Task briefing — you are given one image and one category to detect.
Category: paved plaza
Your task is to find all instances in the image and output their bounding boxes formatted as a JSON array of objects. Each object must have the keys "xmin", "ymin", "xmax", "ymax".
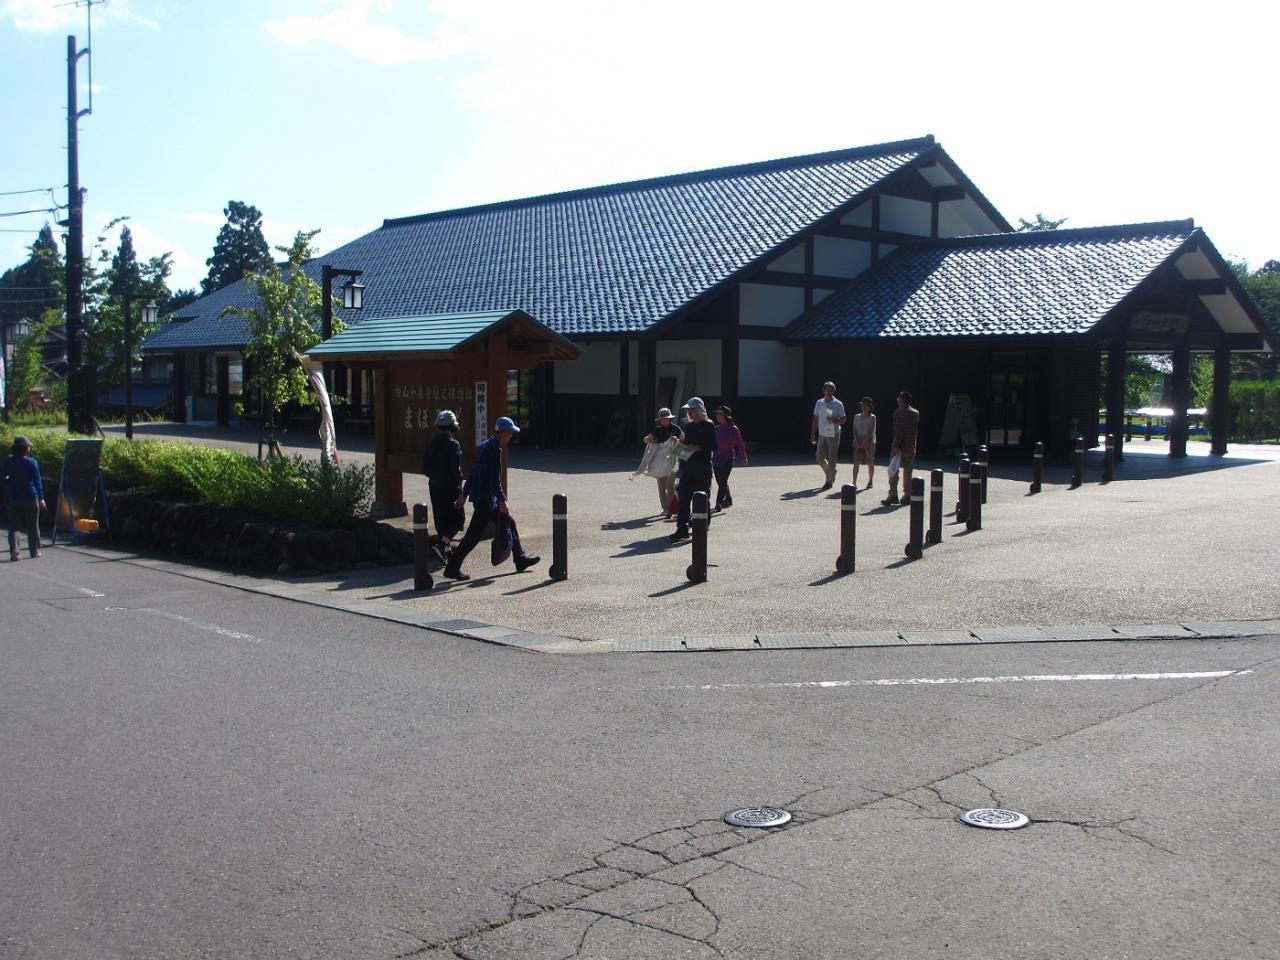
[{"xmin": 98, "ymin": 424, "xmax": 1280, "ymax": 647}]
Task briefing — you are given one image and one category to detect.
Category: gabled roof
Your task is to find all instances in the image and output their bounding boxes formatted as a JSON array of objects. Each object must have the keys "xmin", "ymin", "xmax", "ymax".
[
  {"xmin": 145, "ymin": 136, "xmax": 941, "ymax": 350},
  {"xmin": 785, "ymin": 221, "xmax": 1199, "ymax": 340},
  {"xmin": 305, "ymin": 310, "xmax": 580, "ymax": 361}
]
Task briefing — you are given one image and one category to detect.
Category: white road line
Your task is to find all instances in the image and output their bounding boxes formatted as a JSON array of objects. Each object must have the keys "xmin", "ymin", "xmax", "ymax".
[
  {"xmin": 17, "ymin": 570, "xmax": 105, "ymax": 598},
  {"xmin": 691, "ymin": 670, "xmax": 1253, "ymax": 692},
  {"xmin": 104, "ymin": 607, "xmax": 262, "ymax": 644}
]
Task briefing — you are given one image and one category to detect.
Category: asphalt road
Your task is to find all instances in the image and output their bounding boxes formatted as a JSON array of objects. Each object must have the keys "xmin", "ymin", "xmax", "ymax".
[{"xmin": 3, "ymin": 549, "xmax": 1278, "ymax": 959}]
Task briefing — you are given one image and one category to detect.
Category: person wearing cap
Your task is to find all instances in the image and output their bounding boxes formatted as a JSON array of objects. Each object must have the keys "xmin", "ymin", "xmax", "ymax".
[
  {"xmin": 2, "ymin": 435, "xmax": 46, "ymax": 560},
  {"xmin": 671, "ymin": 397, "xmax": 716, "ymax": 541},
  {"xmin": 850, "ymin": 397, "xmax": 877, "ymax": 490},
  {"xmin": 810, "ymin": 381, "xmax": 846, "ymax": 490},
  {"xmin": 884, "ymin": 390, "xmax": 921, "ymax": 507},
  {"xmin": 642, "ymin": 407, "xmax": 683, "ymax": 517},
  {"xmin": 422, "ymin": 409, "xmax": 465, "ymax": 563},
  {"xmin": 711, "ymin": 405, "xmax": 748, "ymax": 510},
  {"xmin": 443, "ymin": 416, "xmax": 539, "ymax": 580}
]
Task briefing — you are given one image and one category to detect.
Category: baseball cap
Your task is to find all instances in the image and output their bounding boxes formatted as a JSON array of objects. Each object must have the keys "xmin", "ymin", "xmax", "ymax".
[
  {"xmin": 495, "ymin": 416, "xmax": 520, "ymax": 434},
  {"xmin": 681, "ymin": 397, "xmax": 706, "ymax": 412}
]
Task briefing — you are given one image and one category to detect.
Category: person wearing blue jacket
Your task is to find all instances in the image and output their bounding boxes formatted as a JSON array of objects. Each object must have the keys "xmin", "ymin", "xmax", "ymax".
[
  {"xmin": 442, "ymin": 417, "xmax": 539, "ymax": 581},
  {"xmin": 2, "ymin": 435, "xmax": 46, "ymax": 560}
]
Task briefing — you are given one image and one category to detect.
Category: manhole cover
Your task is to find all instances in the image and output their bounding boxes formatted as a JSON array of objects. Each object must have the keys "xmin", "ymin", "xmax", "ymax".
[
  {"xmin": 959, "ymin": 808, "xmax": 1030, "ymax": 830},
  {"xmin": 724, "ymin": 806, "xmax": 792, "ymax": 828}
]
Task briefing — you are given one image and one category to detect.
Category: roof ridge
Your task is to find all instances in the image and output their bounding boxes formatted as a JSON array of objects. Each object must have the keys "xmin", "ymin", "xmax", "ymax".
[
  {"xmin": 382, "ymin": 136, "xmax": 936, "ymax": 228},
  {"xmin": 939, "ymin": 219, "xmax": 1196, "ymax": 248}
]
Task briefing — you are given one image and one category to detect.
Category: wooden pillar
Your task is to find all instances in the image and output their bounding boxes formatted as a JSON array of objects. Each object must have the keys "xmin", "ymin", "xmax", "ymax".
[
  {"xmin": 1211, "ymin": 345, "xmax": 1231, "ymax": 456},
  {"xmin": 372, "ymin": 366, "xmax": 403, "ymax": 515},
  {"xmin": 1105, "ymin": 323, "xmax": 1128, "ymax": 462},
  {"xmin": 639, "ymin": 338, "xmax": 656, "ymax": 421},
  {"xmin": 1169, "ymin": 340, "xmax": 1190, "ymax": 459},
  {"xmin": 216, "ymin": 356, "xmax": 230, "ymax": 426},
  {"xmin": 1048, "ymin": 348, "xmax": 1069, "ymax": 462},
  {"xmin": 487, "ymin": 333, "xmax": 508, "ymax": 493},
  {"xmin": 172, "ymin": 353, "xmax": 187, "ymax": 423},
  {"xmin": 721, "ymin": 334, "xmax": 739, "ymax": 405}
]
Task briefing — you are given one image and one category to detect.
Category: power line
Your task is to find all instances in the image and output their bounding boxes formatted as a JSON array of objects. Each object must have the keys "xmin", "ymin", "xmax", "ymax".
[
  {"xmin": 0, "ymin": 208, "xmax": 61, "ymax": 218},
  {"xmin": 0, "ymin": 187, "xmax": 63, "ymax": 198}
]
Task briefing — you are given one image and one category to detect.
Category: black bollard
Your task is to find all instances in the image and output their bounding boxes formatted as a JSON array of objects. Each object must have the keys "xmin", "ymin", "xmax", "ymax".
[
  {"xmin": 978, "ymin": 444, "xmax": 989, "ymax": 504},
  {"xmin": 686, "ymin": 490, "xmax": 709, "ymax": 583},
  {"xmin": 926, "ymin": 468, "xmax": 943, "ymax": 544},
  {"xmin": 956, "ymin": 456, "xmax": 970, "ymax": 523},
  {"xmin": 1145, "ymin": 417, "xmax": 1153, "ymax": 441},
  {"xmin": 836, "ymin": 483, "xmax": 857, "ymax": 574},
  {"xmin": 1103, "ymin": 434, "xmax": 1115, "ymax": 483},
  {"xmin": 967, "ymin": 461, "xmax": 983, "ymax": 531},
  {"xmin": 1070, "ymin": 436, "xmax": 1084, "ymax": 489},
  {"xmin": 1124, "ymin": 415, "xmax": 1133, "ymax": 443},
  {"xmin": 549, "ymin": 492, "xmax": 568, "ymax": 581},
  {"xmin": 412, "ymin": 502, "xmax": 433, "ymax": 591},
  {"xmin": 905, "ymin": 476, "xmax": 925, "ymax": 559},
  {"xmin": 1030, "ymin": 441, "xmax": 1044, "ymax": 494}
]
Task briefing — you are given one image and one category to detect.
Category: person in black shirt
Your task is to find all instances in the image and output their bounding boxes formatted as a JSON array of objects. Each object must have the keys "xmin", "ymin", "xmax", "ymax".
[
  {"xmin": 671, "ymin": 397, "xmax": 716, "ymax": 541},
  {"xmin": 422, "ymin": 410, "xmax": 465, "ymax": 563}
]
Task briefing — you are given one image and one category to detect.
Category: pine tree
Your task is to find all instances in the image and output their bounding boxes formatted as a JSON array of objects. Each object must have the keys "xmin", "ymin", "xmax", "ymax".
[
  {"xmin": 202, "ymin": 200, "xmax": 271, "ymax": 295},
  {"xmin": 108, "ymin": 225, "xmax": 141, "ymax": 300}
]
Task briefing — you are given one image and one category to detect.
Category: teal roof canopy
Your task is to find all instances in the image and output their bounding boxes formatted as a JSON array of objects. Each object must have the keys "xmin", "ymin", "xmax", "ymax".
[{"xmin": 305, "ymin": 309, "xmax": 580, "ymax": 360}]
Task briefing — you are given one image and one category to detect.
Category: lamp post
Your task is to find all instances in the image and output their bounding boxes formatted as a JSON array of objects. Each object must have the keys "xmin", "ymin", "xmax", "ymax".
[
  {"xmin": 320, "ymin": 264, "xmax": 364, "ymax": 409},
  {"xmin": 123, "ymin": 298, "xmax": 157, "ymax": 440}
]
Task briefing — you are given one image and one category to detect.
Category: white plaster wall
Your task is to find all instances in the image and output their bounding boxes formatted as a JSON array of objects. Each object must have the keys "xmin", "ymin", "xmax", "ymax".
[
  {"xmin": 937, "ymin": 197, "xmax": 999, "ymax": 238},
  {"xmin": 767, "ymin": 243, "xmax": 806, "ymax": 273},
  {"xmin": 880, "ymin": 195, "xmax": 932, "ymax": 236},
  {"xmin": 840, "ymin": 201, "xmax": 872, "ymax": 227},
  {"xmin": 554, "ymin": 341, "xmax": 621, "ymax": 394},
  {"xmin": 739, "ymin": 340, "xmax": 805, "ymax": 397},
  {"xmin": 657, "ymin": 339, "xmax": 722, "ymax": 396},
  {"xmin": 739, "ymin": 282, "xmax": 806, "ymax": 327},
  {"xmin": 813, "ymin": 236, "xmax": 872, "ymax": 278}
]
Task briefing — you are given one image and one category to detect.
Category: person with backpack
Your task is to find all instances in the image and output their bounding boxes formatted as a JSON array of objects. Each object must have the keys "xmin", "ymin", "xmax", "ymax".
[{"xmin": 442, "ymin": 417, "xmax": 539, "ymax": 581}]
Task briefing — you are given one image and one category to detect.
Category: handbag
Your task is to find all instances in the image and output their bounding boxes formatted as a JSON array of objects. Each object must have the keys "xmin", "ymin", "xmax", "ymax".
[{"xmin": 491, "ymin": 513, "xmax": 514, "ymax": 566}]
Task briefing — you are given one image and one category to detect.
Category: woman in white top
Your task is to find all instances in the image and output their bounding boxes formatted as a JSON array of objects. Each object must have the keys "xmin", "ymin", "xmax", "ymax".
[{"xmin": 850, "ymin": 396, "xmax": 877, "ymax": 490}]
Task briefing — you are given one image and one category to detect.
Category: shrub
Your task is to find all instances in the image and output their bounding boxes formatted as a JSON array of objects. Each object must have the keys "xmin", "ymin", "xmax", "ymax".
[
  {"xmin": 1230, "ymin": 380, "xmax": 1280, "ymax": 442},
  {"xmin": 0, "ymin": 426, "xmax": 373, "ymax": 526}
]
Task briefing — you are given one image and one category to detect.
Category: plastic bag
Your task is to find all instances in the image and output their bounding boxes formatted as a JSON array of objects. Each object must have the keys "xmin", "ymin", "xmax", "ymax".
[
  {"xmin": 887, "ymin": 453, "xmax": 901, "ymax": 479},
  {"xmin": 647, "ymin": 439, "xmax": 677, "ymax": 478},
  {"xmin": 491, "ymin": 514, "xmax": 514, "ymax": 566}
]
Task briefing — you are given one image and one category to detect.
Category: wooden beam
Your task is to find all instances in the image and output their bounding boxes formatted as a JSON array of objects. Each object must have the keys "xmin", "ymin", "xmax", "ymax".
[
  {"xmin": 1185, "ymin": 278, "xmax": 1228, "ymax": 296},
  {"xmin": 819, "ymin": 223, "xmax": 931, "ymax": 246},
  {"xmin": 930, "ymin": 185, "xmax": 967, "ymax": 203},
  {"xmin": 751, "ymin": 270, "xmax": 859, "ymax": 289}
]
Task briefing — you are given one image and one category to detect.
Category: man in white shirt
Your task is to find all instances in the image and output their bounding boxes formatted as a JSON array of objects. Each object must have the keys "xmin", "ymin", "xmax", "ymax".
[{"xmin": 809, "ymin": 381, "xmax": 846, "ymax": 490}]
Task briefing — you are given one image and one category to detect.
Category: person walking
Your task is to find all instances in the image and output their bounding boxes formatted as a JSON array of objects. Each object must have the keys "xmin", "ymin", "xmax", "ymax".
[
  {"xmin": 421, "ymin": 410, "xmax": 465, "ymax": 563},
  {"xmin": 850, "ymin": 397, "xmax": 877, "ymax": 490},
  {"xmin": 641, "ymin": 407, "xmax": 682, "ymax": 518},
  {"xmin": 2, "ymin": 435, "xmax": 45, "ymax": 561},
  {"xmin": 712, "ymin": 405, "xmax": 748, "ymax": 509},
  {"xmin": 670, "ymin": 397, "xmax": 715, "ymax": 541},
  {"xmin": 442, "ymin": 416, "xmax": 540, "ymax": 580},
  {"xmin": 883, "ymin": 390, "xmax": 920, "ymax": 506},
  {"xmin": 810, "ymin": 381, "xmax": 846, "ymax": 490}
]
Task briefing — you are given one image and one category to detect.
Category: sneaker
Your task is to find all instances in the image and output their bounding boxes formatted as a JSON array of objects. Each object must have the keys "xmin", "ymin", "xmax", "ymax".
[
  {"xmin": 9, "ymin": 553, "xmax": 19, "ymax": 562},
  {"xmin": 881, "ymin": 496, "xmax": 898, "ymax": 506},
  {"xmin": 429, "ymin": 541, "xmax": 447, "ymax": 564},
  {"xmin": 669, "ymin": 528, "xmax": 690, "ymax": 541},
  {"xmin": 865, "ymin": 479, "xmax": 873, "ymax": 490},
  {"xmin": 514, "ymin": 554, "xmax": 540, "ymax": 573},
  {"xmin": 31, "ymin": 551, "xmax": 41, "ymax": 558},
  {"xmin": 723, "ymin": 497, "xmax": 733, "ymax": 508},
  {"xmin": 441, "ymin": 566, "xmax": 470, "ymax": 581}
]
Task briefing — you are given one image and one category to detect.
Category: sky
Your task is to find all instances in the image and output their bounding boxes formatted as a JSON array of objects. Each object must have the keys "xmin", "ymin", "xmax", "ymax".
[{"xmin": 1, "ymin": 0, "xmax": 1277, "ymax": 294}]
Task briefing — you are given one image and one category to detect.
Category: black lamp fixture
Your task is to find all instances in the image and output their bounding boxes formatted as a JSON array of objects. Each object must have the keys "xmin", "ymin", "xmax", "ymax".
[{"xmin": 321, "ymin": 264, "xmax": 365, "ymax": 340}]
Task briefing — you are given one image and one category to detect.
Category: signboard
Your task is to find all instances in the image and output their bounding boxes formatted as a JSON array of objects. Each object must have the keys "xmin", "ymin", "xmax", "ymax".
[
  {"xmin": 938, "ymin": 393, "xmax": 979, "ymax": 452},
  {"xmin": 55, "ymin": 438, "xmax": 105, "ymax": 541},
  {"xmin": 474, "ymin": 380, "xmax": 488, "ymax": 447}
]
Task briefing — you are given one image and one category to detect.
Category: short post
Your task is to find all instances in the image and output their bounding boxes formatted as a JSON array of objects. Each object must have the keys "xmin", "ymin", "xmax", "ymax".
[
  {"xmin": 1103, "ymin": 433, "xmax": 1115, "ymax": 483},
  {"xmin": 1070, "ymin": 436, "xmax": 1084, "ymax": 489},
  {"xmin": 905, "ymin": 476, "xmax": 925, "ymax": 559},
  {"xmin": 549, "ymin": 492, "xmax": 568, "ymax": 581},
  {"xmin": 836, "ymin": 483, "xmax": 857, "ymax": 574},
  {"xmin": 956, "ymin": 456, "xmax": 970, "ymax": 523},
  {"xmin": 967, "ymin": 460, "xmax": 983, "ymax": 531},
  {"xmin": 1124, "ymin": 415, "xmax": 1133, "ymax": 442},
  {"xmin": 686, "ymin": 490, "xmax": 709, "ymax": 583},
  {"xmin": 978, "ymin": 444, "xmax": 989, "ymax": 504},
  {"xmin": 1144, "ymin": 417, "xmax": 1153, "ymax": 441},
  {"xmin": 412, "ymin": 502, "xmax": 433, "ymax": 590},
  {"xmin": 926, "ymin": 468, "xmax": 943, "ymax": 544},
  {"xmin": 1030, "ymin": 441, "xmax": 1043, "ymax": 494}
]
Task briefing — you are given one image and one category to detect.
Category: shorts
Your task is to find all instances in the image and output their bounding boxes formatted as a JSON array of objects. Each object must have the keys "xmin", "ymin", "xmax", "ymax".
[{"xmin": 851, "ymin": 445, "xmax": 874, "ymax": 465}]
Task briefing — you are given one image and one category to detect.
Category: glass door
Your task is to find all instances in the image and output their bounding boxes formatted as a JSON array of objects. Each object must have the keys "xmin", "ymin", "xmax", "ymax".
[{"xmin": 987, "ymin": 355, "xmax": 1027, "ymax": 448}]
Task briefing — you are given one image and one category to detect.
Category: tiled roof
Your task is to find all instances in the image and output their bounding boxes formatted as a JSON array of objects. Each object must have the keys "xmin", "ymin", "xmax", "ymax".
[
  {"xmin": 785, "ymin": 221, "xmax": 1197, "ymax": 340},
  {"xmin": 306, "ymin": 310, "xmax": 579, "ymax": 358},
  {"xmin": 144, "ymin": 137, "xmax": 938, "ymax": 350}
]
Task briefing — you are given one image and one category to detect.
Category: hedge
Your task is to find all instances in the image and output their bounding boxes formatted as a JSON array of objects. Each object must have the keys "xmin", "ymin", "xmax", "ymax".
[
  {"xmin": 0, "ymin": 427, "xmax": 373, "ymax": 527},
  {"xmin": 1230, "ymin": 380, "xmax": 1280, "ymax": 442}
]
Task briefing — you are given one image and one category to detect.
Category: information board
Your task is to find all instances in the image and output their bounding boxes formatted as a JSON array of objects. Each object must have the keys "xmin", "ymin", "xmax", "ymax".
[{"xmin": 55, "ymin": 438, "xmax": 104, "ymax": 538}]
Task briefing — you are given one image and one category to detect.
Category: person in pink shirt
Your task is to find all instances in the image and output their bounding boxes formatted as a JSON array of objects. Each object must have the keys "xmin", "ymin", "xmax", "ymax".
[{"xmin": 712, "ymin": 406, "xmax": 749, "ymax": 510}]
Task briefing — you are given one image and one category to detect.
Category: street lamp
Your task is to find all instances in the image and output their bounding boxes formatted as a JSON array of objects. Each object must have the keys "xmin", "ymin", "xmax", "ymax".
[
  {"xmin": 341, "ymin": 277, "xmax": 364, "ymax": 310},
  {"xmin": 124, "ymin": 299, "xmax": 157, "ymax": 440},
  {"xmin": 320, "ymin": 265, "xmax": 365, "ymax": 412},
  {"xmin": 2, "ymin": 318, "xmax": 33, "ymax": 422}
]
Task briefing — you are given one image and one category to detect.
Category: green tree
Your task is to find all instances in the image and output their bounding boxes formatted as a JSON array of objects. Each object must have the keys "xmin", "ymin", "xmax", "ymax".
[
  {"xmin": 0, "ymin": 224, "xmax": 64, "ymax": 334},
  {"xmin": 1016, "ymin": 213, "xmax": 1068, "ymax": 232},
  {"xmin": 9, "ymin": 308, "xmax": 63, "ymax": 408},
  {"xmin": 202, "ymin": 200, "xmax": 271, "ymax": 295},
  {"xmin": 1230, "ymin": 260, "xmax": 1280, "ymax": 379},
  {"xmin": 161, "ymin": 288, "xmax": 199, "ymax": 314},
  {"xmin": 221, "ymin": 230, "xmax": 334, "ymax": 458},
  {"xmin": 107, "ymin": 225, "xmax": 140, "ymax": 301}
]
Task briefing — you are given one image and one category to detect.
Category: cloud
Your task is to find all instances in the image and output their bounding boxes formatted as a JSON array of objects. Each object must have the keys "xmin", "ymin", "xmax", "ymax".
[
  {"xmin": 264, "ymin": 0, "xmax": 473, "ymax": 66},
  {"xmin": 3, "ymin": 0, "xmax": 159, "ymax": 32}
]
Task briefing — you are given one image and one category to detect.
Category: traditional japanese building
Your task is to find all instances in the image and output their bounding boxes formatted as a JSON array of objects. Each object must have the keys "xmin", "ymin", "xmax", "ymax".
[{"xmin": 145, "ymin": 134, "xmax": 1273, "ymax": 470}]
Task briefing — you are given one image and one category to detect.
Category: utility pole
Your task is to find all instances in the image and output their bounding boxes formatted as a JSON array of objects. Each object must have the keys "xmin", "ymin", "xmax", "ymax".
[{"xmin": 66, "ymin": 33, "xmax": 87, "ymax": 433}]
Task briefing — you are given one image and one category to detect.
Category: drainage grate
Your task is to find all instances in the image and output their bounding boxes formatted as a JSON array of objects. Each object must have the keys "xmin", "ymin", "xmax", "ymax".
[
  {"xmin": 724, "ymin": 806, "xmax": 792, "ymax": 828},
  {"xmin": 959, "ymin": 808, "xmax": 1030, "ymax": 830}
]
